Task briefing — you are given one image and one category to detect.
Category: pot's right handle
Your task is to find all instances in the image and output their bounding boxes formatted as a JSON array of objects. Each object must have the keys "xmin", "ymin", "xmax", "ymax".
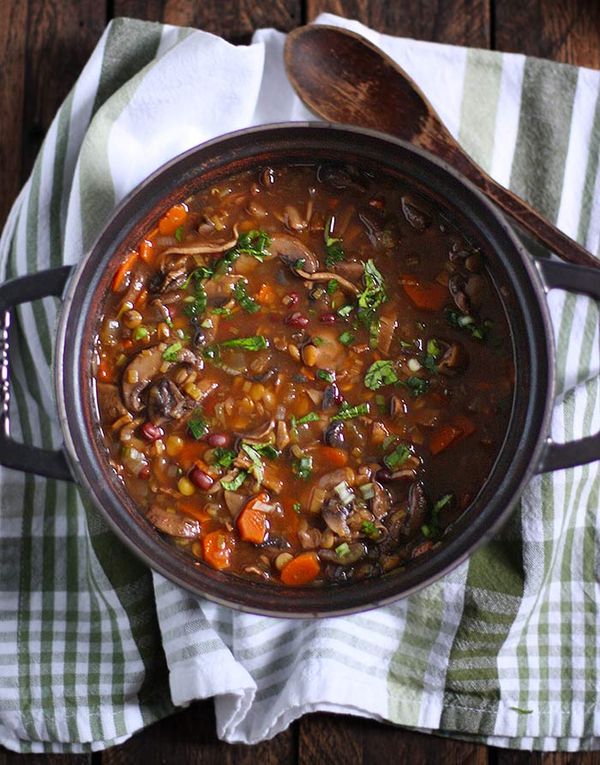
[
  {"xmin": 0, "ymin": 266, "xmax": 74, "ymax": 481},
  {"xmin": 536, "ymin": 259, "xmax": 600, "ymax": 473}
]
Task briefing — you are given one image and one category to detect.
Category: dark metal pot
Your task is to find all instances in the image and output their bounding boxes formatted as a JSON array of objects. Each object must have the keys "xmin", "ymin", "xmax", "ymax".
[{"xmin": 0, "ymin": 124, "xmax": 598, "ymax": 617}]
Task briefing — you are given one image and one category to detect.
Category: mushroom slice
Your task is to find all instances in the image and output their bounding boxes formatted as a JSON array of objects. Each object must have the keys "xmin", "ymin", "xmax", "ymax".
[
  {"xmin": 371, "ymin": 481, "xmax": 391, "ymax": 519},
  {"xmin": 146, "ymin": 506, "xmax": 200, "ymax": 538},
  {"xmin": 160, "ymin": 228, "xmax": 238, "ymax": 257},
  {"xmin": 269, "ymin": 233, "xmax": 319, "ymax": 273},
  {"xmin": 319, "ymin": 542, "xmax": 366, "ymax": 566},
  {"xmin": 298, "ymin": 527, "xmax": 322, "ymax": 550},
  {"xmin": 318, "ymin": 467, "xmax": 356, "ymax": 491},
  {"xmin": 176, "ymin": 347, "xmax": 205, "ymax": 374},
  {"xmin": 376, "ymin": 312, "xmax": 397, "ymax": 354},
  {"xmin": 401, "ymin": 195, "xmax": 431, "ymax": 231},
  {"xmin": 296, "ymin": 268, "xmax": 359, "ymax": 296},
  {"xmin": 301, "ymin": 328, "xmax": 346, "ymax": 371},
  {"xmin": 236, "ymin": 419, "xmax": 275, "ymax": 443},
  {"xmin": 322, "ymin": 501, "xmax": 352, "ymax": 538},
  {"xmin": 121, "ymin": 344, "xmax": 167, "ymax": 413},
  {"xmin": 333, "ymin": 260, "xmax": 365, "ymax": 281},
  {"xmin": 403, "ymin": 482, "xmax": 429, "ymax": 536},
  {"xmin": 224, "ymin": 491, "xmax": 247, "ymax": 518},
  {"xmin": 147, "ymin": 378, "xmax": 195, "ymax": 424},
  {"xmin": 437, "ymin": 341, "xmax": 468, "ymax": 376},
  {"xmin": 97, "ymin": 382, "xmax": 127, "ymax": 422}
]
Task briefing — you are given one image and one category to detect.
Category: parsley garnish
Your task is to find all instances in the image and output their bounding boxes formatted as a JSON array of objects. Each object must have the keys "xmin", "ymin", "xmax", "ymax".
[
  {"xmin": 296, "ymin": 412, "xmax": 320, "ymax": 426},
  {"xmin": 433, "ymin": 494, "xmax": 453, "ymax": 514},
  {"xmin": 357, "ymin": 260, "xmax": 387, "ymax": 333},
  {"xmin": 383, "ymin": 444, "xmax": 411, "ymax": 470},
  {"xmin": 221, "ymin": 471, "xmax": 248, "ymax": 491},
  {"xmin": 249, "ymin": 443, "xmax": 280, "ymax": 460},
  {"xmin": 188, "ymin": 410, "xmax": 209, "ymax": 440},
  {"xmin": 162, "ymin": 342, "xmax": 182, "ymax": 361},
  {"xmin": 184, "ymin": 282, "xmax": 207, "ymax": 320},
  {"xmin": 317, "ymin": 369, "xmax": 336, "ymax": 384},
  {"xmin": 445, "ymin": 308, "xmax": 492, "ymax": 341},
  {"xmin": 324, "ymin": 217, "xmax": 345, "ymax": 267},
  {"xmin": 292, "ymin": 455, "xmax": 313, "ymax": 480},
  {"xmin": 364, "ymin": 360, "xmax": 398, "ymax": 390},
  {"xmin": 401, "ymin": 376, "xmax": 430, "ymax": 397},
  {"xmin": 361, "ymin": 520, "xmax": 380, "ymax": 540},
  {"xmin": 236, "ymin": 230, "xmax": 272, "ymax": 261},
  {"xmin": 335, "ymin": 542, "xmax": 351, "ymax": 558},
  {"xmin": 232, "ymin": 280, "xmax": 260, "ymax": 313},
  {"xmin": 339, "ymin": 331, "xmax": 355, "ymax": 346},
  {"xmin": 219, "ymin": 336, "xmax": 268, "ymax": 351},
  {"xmin": 212, "ymin": 448, "xmax": 236, "ymax": 469},
  {"xmin": 174, "ymin": 225, "xmax": 184, "ymax": 242},
  {"xmin": 327, "ymin": 279, "xmax": 339, "ymax": 295},
  {"xmin": 293, "ymin": 502, "xmax": 302, "ymax": 514},
  {"xmin": 332, "ymin": 401, "xmax": 370, "ymax": 421},
  {"xmin": 337, "ymin": 304, "xmax": 354, "ymax": 319}
]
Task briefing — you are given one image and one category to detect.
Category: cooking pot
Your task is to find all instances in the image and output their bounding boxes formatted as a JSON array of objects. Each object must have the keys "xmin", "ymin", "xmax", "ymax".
[{"xmin": 0, "ymin": 124, "xmax": 598, "ymax": 617}]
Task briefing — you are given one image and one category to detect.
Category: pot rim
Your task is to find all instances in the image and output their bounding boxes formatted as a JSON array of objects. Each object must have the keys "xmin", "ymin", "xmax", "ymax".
[{"xmin": 54, "ymin": 122, "xmax": 555, "ymax": 617}]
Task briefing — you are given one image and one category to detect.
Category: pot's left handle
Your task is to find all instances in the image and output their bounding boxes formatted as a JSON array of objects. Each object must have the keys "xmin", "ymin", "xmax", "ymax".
[
  {"xmin": 0, "ymin": 266, "xmax": 74, "ymax": 481},
  {"xmin": 536, "ymin": 259, "xmax": 600, "ymax": 473}
]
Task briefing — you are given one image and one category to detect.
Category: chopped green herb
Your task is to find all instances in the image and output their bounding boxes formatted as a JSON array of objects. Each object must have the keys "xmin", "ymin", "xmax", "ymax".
[
  {"xmin": 232, "ymin": 280, "xmax": 260, "ymax": 313},
  {"xmin": 332, "ymin": 401, "xmax": 370, "ymax": 421},
  {"xmin": 293, "ymin": 502, "xmax": 302, "ymax": 514},
  {"xmin": 335, "ymin": 542, "xmax": 351, "ymax": 558},
  {"xmin": 296, "ymin": 412, "xmax": 320, "ymax": 426},
  {"xmin": 421, "ymin": 524, "xmax": 432, "ymax": 538},
  {"xmin": 174, "ymin": 225, "xmax": 184, "ymax": 242},
  {"xmin": 382, "ymin": 435, "xmax": 398, "ymax": 451},
  {"xmin": 165, "ymin": 316, "xmax": 174, "ymax": 328},
  {"xmin": 200, "ymin": 318, "xmax": 213, "ymax": 329},
  {"xmin": 313, "ymin": 336, "xmax": 325, "ymax": 347},
  {"xmin": 357, "ymin": 260, "xmax": 387, "ymax": 334},
  {"xmin": 327, "ymin": 279, "xmax": 340, "ymax": 295},
  {"xmin": 361, "ymin": 520, "xmax": 380, "ymax": 540},
  {"xmin": 337, "ymin": 304, "xmax": 354, "ymax": 319},
  {"xmin": 375, "ymin": 394, "xmax": 386, "ymax": 412},
  {"xmin": 445, "ymin": 308, "xmax": 492, "ymax": 340},
  {"xmin": 400, "ymin": 340, "xmax": 414, "ymax": 349},
  {"xmin": 401, "ymin": 376, "xmax": 430, "ymax": 397},
  {"xmin": 292, "ymin": 455, "xmax": 313, "ymax": 480},
  {"xmin": 221, "ymin": 471, "xmax": 247, "ymax": 491},
  {"xmin": 427, "ymin": 338, "xmax": 441, "ymax": 358},
  {"xmin": 188, "ymin": 410, "xmax": 209, "ymax": 440},
  {"xmin": 211, "ymin": 306, "xmax": 232, "ymax": 316},
  {"xmin": 364, "ymin": 359, "xmax": 398, "ymax": 390},
  {"xmin": 212, "ymin": 448, "xmax": 236, "ymax": 469},
  {"xmin": 236, "ymin": 229, "xmax": 272, "ymax": 261},
  {"xmin": 339, "ymin": 331, "xmax": 355, "ymax": 346},
  {"xmin": 184, "ymin": 282, "xmax": 207, "ymax": 320},
  {"xmin": 219, "ymin": 335, "xmax": 268, "ymax": 351},
  {"xmin": 383, "ymin": 444, "xmax": 411, "ymax": 470},
  {"xmin": 133, "ymin": 326, "xmax": 148, "ymax": 340},
  {"xmin": 241, "ymin": 443, "xmax": 263, "ymax": 466},
  {"xmin": 250, "ymin": 443, "xmax": 280, "ymax": 460},
  {"xmin": 433, "ymin": 494, "xmax": 453, "ymax": 514},
  {"xmin": 317, "ymin": 369, "xmax": 336, "ymax": 383},
  {"xmin": 324, "ymin": 217, "xmax": 345, "ymax": 268},
  {"xmin": 162, "ymin": 342, "xmax": 182, "ymax": 362}
]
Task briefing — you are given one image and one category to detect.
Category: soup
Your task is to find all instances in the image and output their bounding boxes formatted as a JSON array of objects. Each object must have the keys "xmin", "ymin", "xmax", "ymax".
[{"xmin": 94, "ymin": 163, "xmax": 514, "ymax": 586}]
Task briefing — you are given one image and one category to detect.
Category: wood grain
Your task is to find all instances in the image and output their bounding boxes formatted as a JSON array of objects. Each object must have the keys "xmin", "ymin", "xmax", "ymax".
[
  {"xmin": 495, "ymin": 0, "xmax": 600, "ymax": 68},
  {"xmin": 113, "ymin": 0, "xmax": 302, "ymax": 43},
  {"xmin": 102, "ymin": 699, "xmax": 295, "ymax": 764},
  {"xmin": 298, "ymin": 714, "xmax": 488, "ymax": 765},
  {"xmin": 20, "ymin": 0, "xmax": 105, "ymax": 183},
  {"xmin": 0, "ymin": 0, "xmax": 28, "ymax": 227},
  {"xmin": 306, "ymin": 0, "xmax": 491, "ymax": 47}
]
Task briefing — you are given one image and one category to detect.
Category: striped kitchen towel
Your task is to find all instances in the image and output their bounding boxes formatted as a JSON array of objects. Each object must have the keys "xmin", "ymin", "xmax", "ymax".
[{"xmin": 0, "ymin": 12, "xmax": 598, "ymax": 754}]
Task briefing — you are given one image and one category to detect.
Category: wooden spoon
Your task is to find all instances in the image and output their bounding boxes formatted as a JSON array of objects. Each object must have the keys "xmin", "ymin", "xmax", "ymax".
[{"xmin": 284, "ymin": 25, "xmax": 599, "ymax": 270}]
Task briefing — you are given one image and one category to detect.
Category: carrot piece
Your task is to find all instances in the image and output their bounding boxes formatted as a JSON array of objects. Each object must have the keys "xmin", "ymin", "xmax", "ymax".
[
  {"xmin": 139, "ymin": 239, "xmax": 154, "ymax": 262},
  {"xmin": 402, "ymin": 277, "xmax": 448, "ymax": 311},
  {"xmin": 429, "ymin": 425, "xmax": 462, "ymax": 455},
  {"xmin": 316, "ymin": 446, "xmax": 348, "ymax": 468},
  {"xmin": 158, "ymin": 203, "xmax": 188, "ymax": 236},
  {"xmin": 177, "ymin": 441, "xmax": 208, "ymax": 466},
  {"xmin": 112, "ymin": 250, "xmax": 138, "ymax": 292},
  {"xmin": 97, "ymin": 359, "xmax": 113, "ymax": 383},
  {"xmin": 202, "ymin": 529, "xmax": 233, "ymax": 570},
  {"xmin": 179, "ymin": 503, "xmax": 211, "ymax": 523},
  {"xmin": 135, "ymin": 289, "xmax": 148, "ymax": 309},
  {"xmin": 237, "ymin": 505, "xmax": 268, "ymax": 545},
  {"xmin": 280, "ymin": 551, "xmax": 321, "ymax": 586},
  {"xmin": 256, "ymin": 283, "xmax": 276, "ymax": 305}
]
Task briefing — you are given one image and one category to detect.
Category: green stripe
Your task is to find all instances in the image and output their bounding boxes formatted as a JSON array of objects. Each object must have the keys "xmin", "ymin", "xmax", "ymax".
[
  {"xmin": 49, "ymin": 91, "xmax": 75, "ymax": 270},
  {"xmin": 577, "ymin": 81, "xmax": 600, "ymax": 246},
  {"xmin": 79, "ymin": 19, "xmax": 162, "ymax": 251},
  {"xmin": 458, "ymin": 50, "xmax": 503, "ymax": 173},
  {"xmin": 510, "ymin": 59, "xmax": 579, "ymax": 221}
]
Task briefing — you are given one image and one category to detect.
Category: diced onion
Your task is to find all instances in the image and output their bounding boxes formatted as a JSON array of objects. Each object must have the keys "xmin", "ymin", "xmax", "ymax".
[
  {"xmin": 407, "ymin": 358, "xmax": 421, "ymax": 372},
  {"xmin": 359, "ymin": 483, "xmax": 375, "ymax": 500},
  {"xmin": 254, "ymin": 500, "xmax": 276, "ymax": 513},
  {"xmin": 458, "ymin": 315, "xmax": 474, "ymax": 326},
  {"xmin": 334, "ymin": 481, "xmax": 354, "ymax": 506}
]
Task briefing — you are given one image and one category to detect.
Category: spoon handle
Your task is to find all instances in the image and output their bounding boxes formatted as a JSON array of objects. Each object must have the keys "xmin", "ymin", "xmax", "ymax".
[{"xmin": 425, "ymin": 132, "xmax": 600, "ymax": 270}]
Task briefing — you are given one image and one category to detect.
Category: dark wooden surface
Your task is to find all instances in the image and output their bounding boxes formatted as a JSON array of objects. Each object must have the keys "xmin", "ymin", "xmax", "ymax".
[{"xmin": 0, "ymin": 0, "xmax": 599, "ymax": 762}]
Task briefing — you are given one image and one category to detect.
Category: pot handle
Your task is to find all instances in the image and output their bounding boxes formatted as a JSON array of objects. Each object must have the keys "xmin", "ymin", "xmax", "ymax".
[
  {"xmin": 0, "ymin": 266, "xmax": 74, "ymax": 481},
  {"xmin": 536, "ymin": 259, "xmax": 600, "ymax": 473}
]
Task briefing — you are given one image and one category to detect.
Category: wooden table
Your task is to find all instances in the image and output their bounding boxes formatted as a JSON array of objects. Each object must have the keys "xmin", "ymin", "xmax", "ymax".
[{"xmin": 1, "ymin": 1, "xmax": 599, "ymax": 762}]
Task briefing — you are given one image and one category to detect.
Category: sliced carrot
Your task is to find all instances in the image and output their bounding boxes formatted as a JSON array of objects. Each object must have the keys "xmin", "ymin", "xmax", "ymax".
[
  {"xmin": 316, "ymin": 446, "xmax": 348, "ymax": 468},
  {"xmin": 135, "ymin": 288, "xmax": 148, "ymax": 309},
  {"xmin": 202, "ymin": 529, "xmax": 233, "ymax": 570},
  {"xmin": 237, "ymin": 506, "xmax": 268, "ymax": 545},
  {"xmin": 256, "ymin": 283, "xmax": 276, "ymax": 305},
  {"xmin": 139, "ymin": 239, "xmax": 154, "ymax": 262},
  {"xmin": 429, "ymin": 425, "xmax": 462, "ymax": 455},
  {"xmin": 280, "ymin": 551, "xmax": 321, "ymax": 586},
  {"xmin": 179, "ymin": 503, "xmax": 211, "ymax": 523},
  {"xmin": 97, "ymin": 359, "xmax": 114, "ymax": 383},
  {"xmin": 158, "ymin": 203, "xmax": 188, "ymax": 236},
  {"xmin": 112, "ymin": 250, "xmax": 138, "ymax": 293},
  {"xmin": 402, "ymin": 276, "xmax": 448, "ymax": 312}
]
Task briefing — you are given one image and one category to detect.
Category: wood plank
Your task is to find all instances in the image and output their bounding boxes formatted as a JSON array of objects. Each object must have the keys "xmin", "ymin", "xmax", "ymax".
[
  {"xmin": 113, "ymin": 0, "xmax": 302, "ymax": 43},
  {"xmin": 0, "ymin": 0, "xmax": 28, "ymax": 227},
  {"xmin": 20, "ymin": 0, "xmax": 106, "ymax": 184},
  {"xmin": 298, "ymin": 713, "xmax": 488, "ymax": 765},
  {"xmin": 306, "ymin": 0, "xmax": 491, "ymax": 47},
  {"xmin": 0, "ymin": 753, "xmax": 90, "ymax": 764},
  {"xmin": 494, "ymin": 0, "xmax": 600, "ymax": 68},
  {"xmin": 102, "ymin": 699, "xmax": 295, "ymax": 764}
]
